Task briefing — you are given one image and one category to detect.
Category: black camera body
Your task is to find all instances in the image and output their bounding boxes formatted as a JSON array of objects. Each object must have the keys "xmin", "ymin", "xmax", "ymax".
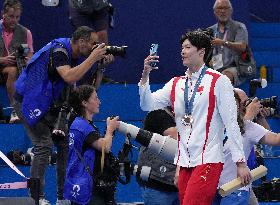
[
  {"xmin": 253, "ymin": 178, "xmax": 280, "ymax": 202},
  {"xmin": 260, "ymin": 96, "xmax": 278, "ymax": 117},
  {"xmin": 14, "ymin": 44, "xmax": 30, "ymax": 74},
  {"xmin": 245, "ymin": 96, "xmax": 278, "ymax": 118},
  {"xmin": 6, "ymin": 149, "xmax": 57, "ymax": 165},
  {"xmin": 260, "ymin": 96, "xmax": 278, "ymax": 108},
  {"xmin": 7, "ymin": 150, "xmax": 32, "ymax": 165},
  {"xmin": 15, "ymin": 44, "xmax": 29, "ymax": 58}
]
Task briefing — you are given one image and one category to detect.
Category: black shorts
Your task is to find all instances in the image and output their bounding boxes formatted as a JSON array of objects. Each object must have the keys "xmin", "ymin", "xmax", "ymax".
[{"xmin": 69, "ymin": 6, "xmax": 109, "ymax": 32}]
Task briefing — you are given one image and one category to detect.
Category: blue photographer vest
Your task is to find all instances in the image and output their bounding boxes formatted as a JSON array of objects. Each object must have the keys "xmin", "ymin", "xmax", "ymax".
[
  {"xmin": 64, "ymin": 117, "xmax": 97, "ymax": 204},
  {"xmin": 15, "ymin": 38, "xmax": 72, "ymax": 126}
]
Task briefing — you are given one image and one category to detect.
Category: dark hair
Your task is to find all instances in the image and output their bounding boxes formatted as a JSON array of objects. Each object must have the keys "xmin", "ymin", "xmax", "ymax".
[
  {"xmin": 3, "ymin": 0, "xmax": 22, "ymax": 13},
  {"xmin": 180, "ymin": 29, "xmax": 212, "ymax": 65},
  {"xmin": 71, "ymin": 26, "xmax": 95, "ymax": 43},
  {"xmin": 70, "ymin": 85, "xmax": 96, "ymax": 116},
  {"xmin": 143, "ymin": 106, "xmax": 175, "ymax": 135},
  {"xmin": 234, "ymin": 90, "xmax": 245, "ymax": 135}
]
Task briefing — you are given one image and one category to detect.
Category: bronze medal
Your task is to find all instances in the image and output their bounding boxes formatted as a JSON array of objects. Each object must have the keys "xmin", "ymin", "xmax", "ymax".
[{"xmin": 181, "ymin": 115, "xmax": 193, "ymax": 126}]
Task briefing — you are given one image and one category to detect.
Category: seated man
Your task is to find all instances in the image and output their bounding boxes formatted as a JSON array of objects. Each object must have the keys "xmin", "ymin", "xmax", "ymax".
[
  {"xmin": 0, "ymin": 0, "xmax": 33, "ymax": 123},
  {"xmin": 209, "ymin": 0, "xmax": 248, "ymax": 86}
]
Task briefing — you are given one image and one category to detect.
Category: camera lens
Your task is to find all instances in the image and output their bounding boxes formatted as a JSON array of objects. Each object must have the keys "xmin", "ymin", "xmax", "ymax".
[
  {"xmin": 106, "ymin": 46, "xmax": 127, "ymax": 57},
  {"xmin": 260, "ymin": 96, "xmax": 277, "ymax": 108}
]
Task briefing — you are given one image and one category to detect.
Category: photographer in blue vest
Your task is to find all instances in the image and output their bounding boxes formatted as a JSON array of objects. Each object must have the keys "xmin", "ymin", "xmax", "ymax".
[
  {"xmin": 64, "ymin": 85, "xmax": 119, "ymax": 205},
  {"xmin": 13, "ymin": 26, "xmax": 113, "ymax": 205}
]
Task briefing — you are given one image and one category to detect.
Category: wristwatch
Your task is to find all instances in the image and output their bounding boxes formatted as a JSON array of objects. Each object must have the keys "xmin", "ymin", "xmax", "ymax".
[{"xmin": 224, "ymin": 41, "xmax": 229, "ymax": 46}]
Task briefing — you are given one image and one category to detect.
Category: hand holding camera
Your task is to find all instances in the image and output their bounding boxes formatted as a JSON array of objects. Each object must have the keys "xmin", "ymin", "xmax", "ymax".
[
  {"xmin": 90, "ymin": 43, "xmax": 107, "ymax": 62},
  {"xmin": 245, "ymin": 96, "xmax": 278, "ymax": 120},
  {"xmin": 211, "ymin": 38, "xmax": 227, "ymax": 47},
  {"xmin": 98, "ymin": 54, "xmax": 115, "ymax": 71},
  {"xmin": 244, "ymin": 97, "xmax": 262, "ymax": 121}
]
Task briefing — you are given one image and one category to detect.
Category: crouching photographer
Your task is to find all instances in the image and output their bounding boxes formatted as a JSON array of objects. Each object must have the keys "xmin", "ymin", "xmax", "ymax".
[{"xmin": 64, "ymin": 85, "xmax": 120, "ymax": 205}]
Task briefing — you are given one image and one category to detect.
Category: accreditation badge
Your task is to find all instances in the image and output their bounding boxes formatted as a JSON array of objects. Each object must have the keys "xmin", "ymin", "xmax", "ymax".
[{"xmin": 212, "ymin": 54, "xmax": 223, "ymax": 70}]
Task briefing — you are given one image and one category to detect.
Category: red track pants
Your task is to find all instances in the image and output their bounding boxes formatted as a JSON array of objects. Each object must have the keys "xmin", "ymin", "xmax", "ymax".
[{"xmin": 178, "ymin": 163, "xmax": 223, "ymax": 205}]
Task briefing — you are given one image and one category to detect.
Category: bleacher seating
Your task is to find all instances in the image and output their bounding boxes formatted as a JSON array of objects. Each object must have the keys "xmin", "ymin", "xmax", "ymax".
[{"xmin": 250, "ymin": 23, "xmax": 280, "ymax": 83}]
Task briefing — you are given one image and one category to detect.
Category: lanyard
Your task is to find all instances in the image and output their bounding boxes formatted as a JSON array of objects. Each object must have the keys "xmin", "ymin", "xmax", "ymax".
[{"xmin": 184, "ymin": 66, "xmax": 207, "ymax": 115}]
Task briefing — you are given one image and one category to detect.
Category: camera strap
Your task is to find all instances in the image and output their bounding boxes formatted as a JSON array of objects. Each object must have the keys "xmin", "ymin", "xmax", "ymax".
[
  {"xmin": 48, "ymin": 43, "xmax": 69, "ymax": 104},
  {"xmin": 73, "ymin": 147, "xmax": 93, "ymax": 176}
]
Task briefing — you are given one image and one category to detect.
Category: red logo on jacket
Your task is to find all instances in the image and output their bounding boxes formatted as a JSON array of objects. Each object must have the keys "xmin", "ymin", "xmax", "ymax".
[{"xmin": 181, "ymin": 86, "xmax": 204, "ymax": 94}]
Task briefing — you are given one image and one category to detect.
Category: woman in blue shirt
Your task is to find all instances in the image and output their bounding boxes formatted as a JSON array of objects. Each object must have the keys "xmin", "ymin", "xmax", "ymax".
[{"xmin": 64, "ymin": 85, "xmax": 119, "ymax": 205}]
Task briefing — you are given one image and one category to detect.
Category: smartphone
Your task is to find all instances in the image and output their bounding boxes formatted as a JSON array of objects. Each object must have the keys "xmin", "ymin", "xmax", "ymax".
[{"xmin": 149, "ymin": 44, "xmax": 159, "ymax": 67}]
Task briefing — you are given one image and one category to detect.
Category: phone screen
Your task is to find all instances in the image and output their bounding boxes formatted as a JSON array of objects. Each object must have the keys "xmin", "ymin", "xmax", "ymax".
[{"xmin": 149, "ymin": 44, "xmax": 159, "ymax": 67}]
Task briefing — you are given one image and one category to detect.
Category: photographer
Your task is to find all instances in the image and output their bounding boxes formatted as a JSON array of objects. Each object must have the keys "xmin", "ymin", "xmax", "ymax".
[
  {"xmin": 0, "ymin": 0, "xmax": 33, "ymax": 123},
  {"xmin": 64, "ymin": 85, "xmax": 119, "ymax": 205},
  {"xmin": 212, "ymin": 89, "xmax": 280, "ymax": 205},
  {"xmin": 234, "ymin": 88, "xmax": 270, "ymax": 205},
  {"xmin": 13, "ymin": 26, "xmax": 113, "ymax": 205},
  {"xmin": 136, "ymin": 107, "xmax": 179, "ymax": 205}
]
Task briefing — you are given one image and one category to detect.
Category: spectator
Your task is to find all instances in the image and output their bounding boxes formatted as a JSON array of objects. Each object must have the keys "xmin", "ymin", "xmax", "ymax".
[
  {"xmin": 209, "ymin": 0, "xmax": 248, "ymax": 86},
  {"xmin": 139, "ymin": 29, "xmax": 251, "ymax": 205},
  {"xmin": 212, "ymin": 89, "xmax": 280, "ymax": 205},
  {"xmin": 64, "ymin": 85, "xmax": 119, "ymax": 205},
  {"xmin": 13, "ymin": 26, "xmax": 113, "ymax": 205},
  {"xmin": 0, "ymin": 0, "xmax": 33, "ymax": 123},
  {"xmin": 69, "ymin": 0, "xmax": 111, "ymax": 44},
  {"xmin": 137, "ymin": 107, "xmax": 179, "ymax": 205}
]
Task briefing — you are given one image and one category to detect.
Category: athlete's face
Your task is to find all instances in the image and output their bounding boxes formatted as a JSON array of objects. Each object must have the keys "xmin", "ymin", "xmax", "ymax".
[{"xmin": 181, "ymin": 39, "xmax": 203, "ymax": 68}]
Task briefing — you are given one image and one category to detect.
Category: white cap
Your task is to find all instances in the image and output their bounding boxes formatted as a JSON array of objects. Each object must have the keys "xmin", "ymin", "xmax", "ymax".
[
  {"xmin": 260, "ymin": 78, "xmax": 267, "ymax": 88},
  {"xmin": 42, "ymin": 0, "xmax": 59, "ymax": 7}
]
